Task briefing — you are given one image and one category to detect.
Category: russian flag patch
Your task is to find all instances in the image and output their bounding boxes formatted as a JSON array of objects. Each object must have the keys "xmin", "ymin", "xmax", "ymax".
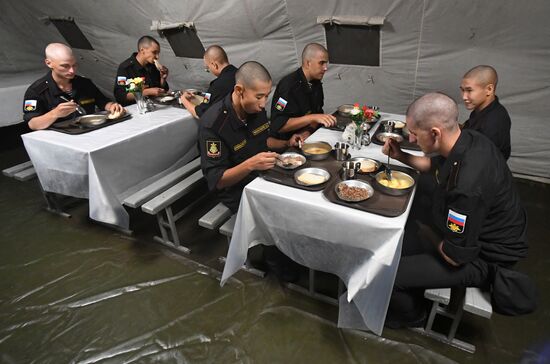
[
  {"xmin": 447, "ymin": 209, "xmax": 467, "ymax": 234},
  {"xmin": 275, "ymin": 97, "xmax": 287, "ymax": 111},
  {"xmin": 117, "ymin": 76, "xmax": 127, "ymax": 86},
  {"xmin": 24, "ymin": 100, "xmax": 37, "ymax": 112},
  {"xmin": 203, "ymin": 92, "xmax": 211, "ymax": 104}
]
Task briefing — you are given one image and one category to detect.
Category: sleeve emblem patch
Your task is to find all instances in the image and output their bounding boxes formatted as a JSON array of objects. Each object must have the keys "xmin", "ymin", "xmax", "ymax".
[
  {"xmin": 275, "ymin": 97, "xmax": 288, "ymax": 111},
  {"xmin": 206, "ymin": 140, "xmax": 221, "ymax": 158},
  {"xmin": 24, "ymin": 100, "xmax": 37, "ymax": 112},
  {"xmin": 447, "ymin": 209, "xmax": 467, "ymax": 234}
]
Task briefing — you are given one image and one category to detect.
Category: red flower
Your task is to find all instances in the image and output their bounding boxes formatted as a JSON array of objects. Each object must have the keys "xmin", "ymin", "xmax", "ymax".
[{"xmin": 354, "ymin": 103, "xmax": 360, "ymax": 108}]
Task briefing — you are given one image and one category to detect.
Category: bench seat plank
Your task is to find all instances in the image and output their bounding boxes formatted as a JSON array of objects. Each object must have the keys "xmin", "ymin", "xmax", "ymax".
[
  {"xmin": 141, "ymin": 170, "xmax": 204, "ymax": 215},
  {"xmin": 219, "ymin": 215, "xmax": 236, "ymax": 237},
  {"xmin": 124, "ymin": 158, "xmax": 201, "ymax": 208},
  {"xmin": 14, "ymin": 167, "xmax": 36, "ymax": 181},
  {"xmin": 3, "ymin": 161, "xmax": 33, "ymax": 177},
  {"xmin": 198, "ymin": 202, "xmax": 231, "ymax": 230}
]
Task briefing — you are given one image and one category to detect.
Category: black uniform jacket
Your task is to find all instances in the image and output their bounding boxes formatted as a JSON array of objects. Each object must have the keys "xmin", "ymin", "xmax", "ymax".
[
  {"xmin": 199, "ymin": 93, "xmax": 270, "ymax": 212},
  {"xmin": 463, "ymin": 96, "xmax": 511, "ymax": 160},
  {"xmin": 195, "ymin": 64, "xmax": 237, "ymax": 118},
  {"xmin": 23, "ymin": 72, "xmax": 110, "ymax": 124},
  {"xmin": 269, "ymin": 67, "xmax": 324, "ymax": 139},
  {"xmin": 430, "ymin": 129, "xmax": 527, "ymax": 266},
  {"xmin": 114, "ymin": 53, "xmax": 169, "ymax": 105}
]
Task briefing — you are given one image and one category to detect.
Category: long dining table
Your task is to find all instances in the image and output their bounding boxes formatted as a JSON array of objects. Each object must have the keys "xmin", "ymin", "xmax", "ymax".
[
  {"xmin": 220, "ymin": 113, "xmax": 423, "ymax": 335},
  {"xmin": 22, "ymin": 103, "xmax": 199, "ymax": 230}
]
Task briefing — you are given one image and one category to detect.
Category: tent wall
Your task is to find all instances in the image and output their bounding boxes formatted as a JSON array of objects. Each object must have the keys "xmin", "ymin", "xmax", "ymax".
[{"xmin": 1, "ymin": 0, "xmax": 549, "ymax": 180}]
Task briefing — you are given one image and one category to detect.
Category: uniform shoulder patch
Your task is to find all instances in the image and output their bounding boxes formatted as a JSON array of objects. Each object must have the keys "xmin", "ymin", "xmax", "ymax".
[
  {"xmin": 24, "ymin": 100, "xmax": 37, "ymax": 112},
  {"xmin": 206, "ymin": 140, "xmax": 221, "ymax": 158},
  {"xmin": 447, "ymin": 209, "xmax": 467, "ymax": 234},
  {"xmin": 202, "ymin": 92, "xmax": 211, "ymax": 104},
  {"xmin": 275, "ymin": 97, "xmax": 288, "ymax": 111},
  {"xmin": 117, "ymin": 76, "xmax": 127, "ymax": 85}
]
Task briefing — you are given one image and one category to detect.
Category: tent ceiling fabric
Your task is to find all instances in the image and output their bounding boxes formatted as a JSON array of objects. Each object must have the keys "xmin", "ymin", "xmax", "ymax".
[{"xmin": 1, "ymin": 0, "xmax": 549, "ymax": 180}]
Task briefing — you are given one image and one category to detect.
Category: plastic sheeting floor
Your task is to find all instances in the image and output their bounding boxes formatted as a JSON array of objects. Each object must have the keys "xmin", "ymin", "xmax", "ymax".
[{"xmin": 1, "ymin": 146, "xmax": 549, "ymax": 364}]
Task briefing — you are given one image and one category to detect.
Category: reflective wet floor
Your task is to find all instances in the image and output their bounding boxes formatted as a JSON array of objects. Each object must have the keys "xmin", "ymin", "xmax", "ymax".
[{"xmin": 1, "ymin": 146, "xmax": 549, "ymax": 363}]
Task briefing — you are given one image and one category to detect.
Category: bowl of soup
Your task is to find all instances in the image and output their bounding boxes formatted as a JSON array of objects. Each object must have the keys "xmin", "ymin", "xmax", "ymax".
[
  {"xmin": 301, "ymin": 142, "xmax": 332, "ymax": 160},
  {"xmin": 374, "ymin": 170, "xmax": 415, "ymax": 196}
]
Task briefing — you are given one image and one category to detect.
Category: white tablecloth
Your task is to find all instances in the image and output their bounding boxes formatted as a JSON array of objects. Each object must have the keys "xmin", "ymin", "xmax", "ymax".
[
  {"xmin": 22, "ymin": 104, "xmax": 199, "ymax": 229},
  {"xmin": 0, "ymin": 71, "xmax": 45, "ymax": 127},
  {"xmin": 221, "ymin": 113, "xmax": 424, "ymax": 335}
]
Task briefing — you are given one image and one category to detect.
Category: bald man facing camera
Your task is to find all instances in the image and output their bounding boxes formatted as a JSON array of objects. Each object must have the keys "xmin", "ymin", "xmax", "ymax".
[
  {"xmin": 460, "ymin": 65, "xmax": 512, "ymax": 160},
  {"xmin": 23, "ymin": 43, "xmax": 123, "ymax": 130},
  {"xmin": 180, "ymin": 45, "xmax": 237, "ymax": 119}
]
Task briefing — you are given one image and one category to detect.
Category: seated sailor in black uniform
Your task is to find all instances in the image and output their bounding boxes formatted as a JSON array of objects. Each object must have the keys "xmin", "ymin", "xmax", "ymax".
[
  {"xmin": 199, "ymin": 61, "xmax": 302, "ymax": 281},
  {"xmin": 114, "ymin": 36, "xmax": 169, "ymax": 105},
  {"xmin": 23, "ymin": 43, "xmax": 124, "ymax": 131},
  {"xmin": 179, "ymin": 45, "xmax": 237, "ymax": 119},
  {"xmin": 460, "ymin": 65, "xmax": 512, "ymax": 160},
  {"xmin": 382, "ymin": 92, "xmax": 528, "ymax": 328},
  {"xmin": 270, "ymin": 43, "xmax": 336, "ymax": 140}
]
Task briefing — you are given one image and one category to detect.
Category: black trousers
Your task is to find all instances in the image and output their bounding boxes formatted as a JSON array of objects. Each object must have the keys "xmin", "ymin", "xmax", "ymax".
[
  {"xmin": 388, "ymin": 252, "xmax": 491, "ymax": 321},
  {"xmin": 388, "ymin": 174, "xmax": 491, "ymax": 322}
]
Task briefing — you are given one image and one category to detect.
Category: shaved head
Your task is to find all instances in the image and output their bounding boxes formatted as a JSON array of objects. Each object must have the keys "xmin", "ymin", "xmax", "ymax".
[
  {"xmin": 407, "ymin": 92, "xmax": 459, "ymax": 131},
  {"xmin": 463, "ymin": 65, "xmax": 498, "ymax": 89},
  {"xmin": 301, "ymin": 43, "xmax": 328, "ymax": 65},
  {"xmin": 235, "ymin": 61, "xmax": 271, "ymax": 88},
  {"xmin": 45, "ymin": 43, "xmax": 73, "ymax": 61},
  {"xmin": 137, "ymin": 35, "xmax": 159, "ymax": 51},
  {"xmin": 204, "ymin": 45, "xmax": 228, "ymax": 64}
]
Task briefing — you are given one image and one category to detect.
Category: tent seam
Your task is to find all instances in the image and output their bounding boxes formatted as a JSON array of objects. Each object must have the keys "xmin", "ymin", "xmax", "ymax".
[
  {"xmin": 282, "ymin": 0, "xmax": 300, "ymax": 68},
  {"xmin": 412, "ymin": 0, "xmax": 426, "ymax": 101}
]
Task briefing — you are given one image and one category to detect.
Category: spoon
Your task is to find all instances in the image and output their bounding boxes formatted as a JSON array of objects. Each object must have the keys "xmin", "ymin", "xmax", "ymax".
[
  {"xmin": 386, "ymin": 153, "xmax": 392, "ymax": 180},
  {"xmin": 59, "ymin": 96, "xmax": 86, "ymax": 115}
]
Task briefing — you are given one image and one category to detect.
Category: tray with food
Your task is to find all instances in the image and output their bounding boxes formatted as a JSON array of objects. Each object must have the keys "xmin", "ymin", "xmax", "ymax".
[
  {"xmin": 322, "ymin": 163, "xmax": 418, "ymax": 217},
  {"xmin": 47, "ymin": 110, "xmax": 131, "ymax": 135}
]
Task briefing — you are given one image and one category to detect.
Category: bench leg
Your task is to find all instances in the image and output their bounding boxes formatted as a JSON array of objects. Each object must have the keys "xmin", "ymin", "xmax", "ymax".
[
  {"xmin": 286, "ymin": 268, "xmax": 339, "ymax": 306},
  {"xmin": 42, "ymin": 191, "xmax": 71, "ymax": 218},
  {"xmin": 412, "ymin": 289, "xmax": 475, "ymax": 353},
  {"xmin": 153, "ymin": 206, "xmax": 191, "ymax": 254}
]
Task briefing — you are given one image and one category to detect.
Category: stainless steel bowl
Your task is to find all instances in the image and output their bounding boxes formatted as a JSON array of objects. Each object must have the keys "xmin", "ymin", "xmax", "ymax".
[
  {"xmin": 76, "ymin": 114, "xmax": 107, "ymax": 127},
  {"xmin": 350, "ymin": 157, "xmax": 381, "ymax": 174},
  {"xmin": 374, "ymin": 170, "xmax": 415, "ymax": 196},
  {"xmin": 301, "ymin": 142, "xmax": 332, "ymax": 160},
  {"xmin": 376, "ymin": 132, "xmax": 404, "ymax": 144},
  {"xmin": 276, "ymin": 152, "xmax": 306, "ymax": 170},
  {"xmin": 381, "ymin": 119, "xmax": 406, "ymax": 130},
  {"xmin": 294, "ymin": 167, "xmax": 330, "ymax": 186},
  {"xmin": 335, "ymin": 179, "xmax": 374, "ymax": 202},
  {"xmin": 337, "ymin": 104, "xmax": 355, "ymax": 117}
]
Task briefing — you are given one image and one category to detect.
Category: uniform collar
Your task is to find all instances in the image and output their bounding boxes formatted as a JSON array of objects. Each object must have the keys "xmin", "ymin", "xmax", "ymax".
[
  {"xmin": 46, "ymin": 71, "xmax": 80, "ymax": 97},
  {"xmin": 297, "ymin": 67, "xmax": 321, "ymax": 93},
  {"xmin": 219, "ymin": 64, "xmax": 236, "ymax": 77},
  {"xmin": 222, "ymin": 93, "xmax": 248, "ymax": 131},
  {"xmin": 436, "ymin": 130, "xmax": 471, "ymax": 186},
  {"xmin": 131, "ymin": 52, "xmax": 147, "ymax": 71},
  {"xmin": 468, "ymin": 96, "xmax": 500, "ymax": 123}
]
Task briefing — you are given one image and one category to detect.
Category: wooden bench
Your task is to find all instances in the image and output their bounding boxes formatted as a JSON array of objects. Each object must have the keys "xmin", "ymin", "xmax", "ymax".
[
  {"xmin": 199, "ymin": 204, "xmax": 265, "ymax": 277},
  {"xmin": 141, "ymin": 169, "xmax": 206, "ymax": 254},
  {"xmin": 2, "ymin": 160, "xmax": 37, "ymax": 181},
  {"xmin": 414, "ymin": 287, "xmax": 492, "ymax": 353}
]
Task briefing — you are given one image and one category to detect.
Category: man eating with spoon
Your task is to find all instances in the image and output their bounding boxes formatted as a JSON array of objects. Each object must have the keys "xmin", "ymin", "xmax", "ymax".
[
  {"xmin": 382, "ymin": 92, "xmax": 528, "ymax": 328},
  {"xmin": 23, "ymin": 43, "xmax": 124, "ymax": 130}
]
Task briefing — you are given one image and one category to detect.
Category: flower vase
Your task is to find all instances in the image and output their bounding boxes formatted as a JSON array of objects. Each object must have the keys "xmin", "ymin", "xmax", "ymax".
[{"xmin": 134, "ymin": 91, "xmax": 147, "ymax": 114}]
